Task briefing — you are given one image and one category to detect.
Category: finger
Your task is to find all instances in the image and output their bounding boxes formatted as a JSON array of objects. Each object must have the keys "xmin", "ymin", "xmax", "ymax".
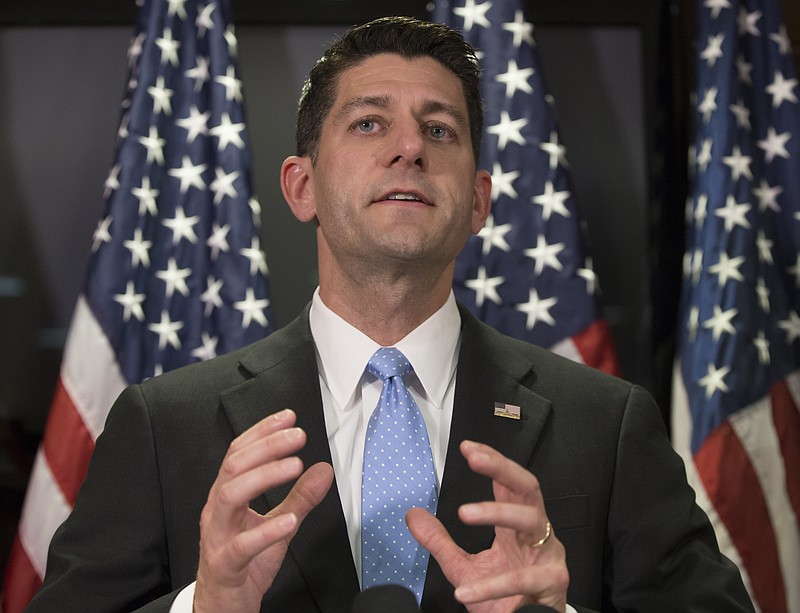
[
  {"xmin": 223, "ymin": 426, "xmax": 307, "ymax": 482},
  {"xmin": 272, "ymin": 462, "xmax": 334, "ymax": 522},
  {"xmin": 406, "ymin": 507, "xmax": 468, "ymax": 583},
  {"xmin": 460, "ymin": 440, "xmax": 540, "ymax": 502},
  {"xmin": 454, "ymin": 562, "xmax": 568, "ymax": 607},
  {"xmin": 217, "ymin": 456, "xmax": 305, "ymax": 512},
  {"xmin": 458, "ymin": 500, "xmax": 544, "ymax": 536},
  {"xmin": 218, "ymin": 512, "xmax": 300, "ymax": 575},
  {"xmin": 230, "ymin": 408, "xmax": 297, "ymax": 452}
]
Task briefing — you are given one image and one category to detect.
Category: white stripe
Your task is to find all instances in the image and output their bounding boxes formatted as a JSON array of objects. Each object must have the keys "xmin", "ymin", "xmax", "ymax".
[
  {"xmin": 17, "ymin": 450, "xmax": 72, "ymax": 579},
  {"xmin": 549, "ymin": 337, "xmax": 586, "ymax": 365},
  {"xmin": 730, "ymin": 395, "xmax": 800, "ymax": 613},
  {"xmin": 61, "ymin": 295, "xmax": 128, "ymax": 441}
]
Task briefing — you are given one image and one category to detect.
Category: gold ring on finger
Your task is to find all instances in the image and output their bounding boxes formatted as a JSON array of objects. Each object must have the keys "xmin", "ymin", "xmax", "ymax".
[{"xmin": 532, "ymin": 520, "xmax": 552, "ymax": 548}]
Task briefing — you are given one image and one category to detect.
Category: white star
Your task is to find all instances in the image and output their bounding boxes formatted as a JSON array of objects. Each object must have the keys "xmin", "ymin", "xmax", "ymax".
[
  {"xmin": 185, "ymin": 56, "xmax": 210, "ymax": 92},
  {"xmin": 131, "ymin": 175, "xmax": 159, "ymax": 216},
  {"xmin": 224, "ymin": 25, "xmax": 239, "ymax": 57},
  {"xmin": 756, "ymin": 231, "xmax": 774, "ymax": 264},
  {"xmin": 148, "ymin": 310, "xmax": 184, "ymax": 350},
  {"xmin": 104, "ymin": 163, "xmax": 120, "ymax": 197},
  {"xmin": 168, "ymin": 156, "xmax": 208, "ymax": 193},
  {"xmin": 756, "ymin": 277, "xmax": 770, "ymax": 312},
  {"xmin": 709, "ymin": 251, "xmax": 745, "ymax": 286},
  {"xmin": 207, "ymin": 222, "xmax": 231, "ymax": 260},
  {"xmin": 464, "ymin": 266, "xmax": 504, "ymax": 306},
  {"xmin": 123, "ymin": 227, "xmax": 152, "ymax": 268},
  {"xmin": 167, "ymin": 0, "xmax": 188, "ymax": 19},
  {"xmin": 210, "ymin": 112, "xmax": 246, "ymax": 150},
  {"xmin": 577, "ymin": 258, "xmax": 597, "ymax": 295},
  {"xmin": 698, "ymin": 86, "xmax": 718, "ymax": 122},
  {"xmin": 788, "ymin": 255, "xmax": 800, "ymax": 288},
  {"xmin": 196, "ymin": 3, "xmax": 216, "ymax": 37},
  {"xmin": 502, "ymin": 10, "xmax": 535, "ymax": 48},
  {"xmin": 692, "ymin": 248, "xmax": 704, "ymax": 284},
  {"xmin": 191, "ymin": 332, "xmax": 219, "ymax": 361},
  {"xmin": 753, "ymin": 179, "xmax": 783, "ymax": 213},
  {"xmin": 155, "ymin": 27, "xmax": 181, "ymax": 66},
  {"xmin": 757, "ymin": 126, "xmax": 791, "ymax": 163},
  {"xmin": 495, "ymin": 58, "xmax": 534, "ymax": 98},
  {"xmin": 722, "ymin": 145, "xmax": 753, "ymax": 181},
  {"xmin": 700, "ymin": 33, "xmax": 725, "ymax": 67},
  {"xmin": 453, "ymin": 0, "xmax": 493, "ymax": 32},
  {"xmin": 770, "ymin": 25, "xmax": 792, "ymax": 55},
  {"xmin": 524, "ymin": 235, "xmax": 565, "ymax": 275},
  {"xmin": 214, "ymin": 65, "xmax": 243, "ymax": 102},
  {"xmin": 688, "ymin": 306, "xmax": 700, "ymax": 342},
  {"xmin": 240, "ymin": 237, "xmax": 268, "ymax": 276},
  {"xmin": 778, "ymin": 311, "xmax": 800, "ymax": 344},
  {"xmin": 703, "ymin": 304, "xmax": 738, "ymax": 341},
  {"xmin": 249, "ymin": 197, "xmax": 262, "ymax": 226},
  {"xmin": 176, "ymin": 105, "xmax": 211, "ymax": 143},
  {"xmin": 118, "ymin": 111, "xmax": 130, "ymax": 139},
  {"xmin": 487, "ymin": 110, "xmax": 528, "ymax": 150},
  {"xmin": 715, "ymin": 195, "xmax": 752, "ymax": 232},
  {"xmin": 113, "ymin": 280, "xmax": 145, "ymax": 322},
  {"xmin": 138, "ymin": 126, "xmax": 166, "ymax": 165},
  {"xmin": 532, "ymin": 181, "xmax": 571, "ymax": 221},
  {"xmin": 729, "ymin": 99, "xmax": 751, "ymax": 130},
  {"xmin": 736, "ymin": 54, "xmax": 754, "ymax": 85},
  {"xmin": 162, "ymin": 205, "xmax": 200, "ymax": 245},
  {"xmin": 766, "ymin": 71, "xmax": 799, "ymax": 108},
  {"xmin": 695, "ymin": 193, "xmax": 709, "ymax": 228},
  {"xmin": 92, "ymin": 216, "xmax": 112, "ymax": 252},
  {"xmin": 477, "ymin": 214, "xmax": 512, "ymax": 255},
  {"xmin": 515, "ymin": 289, "xmax": 557, "ymax": 331},
  {"xmin": 753, "ymin": 331, "xmax": 770, "ymax": 365},
  {"xmin": 210, "ymin": 167, "xmax": 240, "ymax": 204},
  {"xmin": 704, "ymin": 0, "xmax": 731, "ymax": 18},
  {"xmin": 155, "ymin": 257, "xmax": 192, "ymax": 298},
  {"xmin": 696, "ymin": 138, "xmax": 713, "ymax": 171},
  {"xmin": 201, "ymin": 276, "xmax": 224, "ymax": 316},
  {"xmin": 540, "ymin": 131, "xmax": 568, "ymax": 171},
  {"xmin": 490, "ymin": 163, "xmax": 519, "ymax": 201},
  {"xmin": 698, "ymin": 362, "xmax": 730, "ymax": 399},
  {"xmin": 235, "ymin": 287, "xmax": 270, "ymax": 328},
  {"xmin": 127, "ymin": 32, "xmax": 145, "ymax": 68},
  {"xmin": 738, "ymin": 7, "xmax": 762, "ymax": 36}
]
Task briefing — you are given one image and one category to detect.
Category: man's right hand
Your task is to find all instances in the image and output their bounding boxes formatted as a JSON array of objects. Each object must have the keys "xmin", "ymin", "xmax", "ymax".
[{"xmin": 193, "ymin": 408, "xmax": 334, "ymax": 613}]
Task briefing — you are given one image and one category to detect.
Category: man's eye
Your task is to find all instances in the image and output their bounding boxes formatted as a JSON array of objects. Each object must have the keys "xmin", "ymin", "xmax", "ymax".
[
  {"xmin": 357, "ymin": 120, "xmax": 375, "ymax": 133},
  {"xmin": 429, "ymin": 125, "xmax": 449, "ymax": 139}
]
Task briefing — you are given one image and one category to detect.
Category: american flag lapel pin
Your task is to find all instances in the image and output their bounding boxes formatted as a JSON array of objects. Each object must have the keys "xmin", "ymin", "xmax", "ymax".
[{"xmin": 494, "ymin": 402, "xmax": 521, "ymax": 420}]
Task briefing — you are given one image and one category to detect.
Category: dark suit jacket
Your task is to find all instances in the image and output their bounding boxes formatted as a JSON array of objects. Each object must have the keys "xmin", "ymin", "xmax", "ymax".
[{"xmin": 28, "ymin": 306, "xmax": 753, "ymax": 613}]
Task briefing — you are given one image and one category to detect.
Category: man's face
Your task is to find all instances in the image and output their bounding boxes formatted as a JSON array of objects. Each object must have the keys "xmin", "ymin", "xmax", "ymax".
[{"xmin": 306, "ymin": 53, "xmax": 490, "ymax": 277}]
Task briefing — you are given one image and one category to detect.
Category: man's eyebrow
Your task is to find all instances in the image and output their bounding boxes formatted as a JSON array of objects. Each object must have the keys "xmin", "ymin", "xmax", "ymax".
[
  {"xmin": 334, "ymin": 95, "xmax": 392, "ymax": 121},
  {"xmin": 420, "ymin": 100, "xmax": 469, "ymax": 131},
  {"xmin": 333, "ymin": 95, "xmax": 469, "ymax": 130}
]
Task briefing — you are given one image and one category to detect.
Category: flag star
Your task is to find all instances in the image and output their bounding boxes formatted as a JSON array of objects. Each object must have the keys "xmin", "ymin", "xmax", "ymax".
[
  {"xmin": 210, "ymin": 167, "xmax": 240, "ymax": 204},
  {"xmin": 162, "ymin": 205, "xmax": 200, "ymax": 245},
  {"xmin": 722, "ymin": 145, "xmax": 753, "ymax": 181},
  {"xmin": 715, "ymin": 195, "xmax": 752, "ymax": 232},
  {"xmin": 487, "ymin": 110, "xmax": 528, "ymax": 150},
  {"xmin": 207, "ymin": 222, "xmax": 231, "ymax": 260},
  {"xmin": 703, "ymin": 304, "xmax": 738, "ymax": 341},
  {"xmin": 123, "ymin": 227, "xmax": 152, "ymax": 268},
  {"xmin": 127, "ymin": 32, "xmax": 145, "ymax": 68},
  {"xmin": 698, "ymin": 86, "xmax": 718, "ymax": 122},
  {"xmin": 490, "ymin": 162, "xmax": 520, "ymax": 201},
  {"xmin": 704, "ymin": 0, "xmax": 731, "ymax": 18},
  {"xmin": 737, "ymin": 7, "xmax": 762, "ymax": 36},
  {"xmin": 700, "ymin": 33, "xmax": 725, "ymax": 67},
  {"xmin": 502, "ymin": 10, "xmax": 535, "ymax": 48},
  {"xmin": 167, "ymin": 0, "xmax": 188, "ymax": 19},
  {"xmin": 515, "ymin": 289, "xmax": 557, "ymax": 331},
  {"xmin": 155, "ymin": 257, "xmax": 192, "ymax": 298},
  {"xmin": 753, "ymin": 179, "xmax": 783, "ymax": 213},
  {"xmin": 240, "ymin": 237, "xmax": 268, "ymax": 276},
  {"xmin": 453, "ymin": 0, "xmax": 493, "ymax": 32},
  {"xmin": 138, "ymin": 126, "xmax": 166, "ymax": 165},
  {"xmin": 155, "ymin": 27, "xmax": 181, "ymax": 66},
  {"xmin": 695, "ymin": 193, "xmax": 709, "ymax": 228},
  {"xmin": 770, "ymin": 25, "xmax": 792, "ymax": 55},
  {"xmin": 168, "ymin": 155, "xmax": 208, "ymax": 193},
  {"xmin": 210, "ymin": 112, "xmax": 246, "ymax": 150},
  {"xmin": 688, "ymin": 306, "xmax": 700, "ymax": 342},
  {"xmin": 788, "ymin": 255, "xmax": 800, "ymax": 287},
  {"xmin": 477, "ymin": 214, "xmax": 512, "ymax": 255},
  {"xmin": 201, "ymin": 276, "xmax": 224, "ymax": 316},
  {"xmin": 104, "ymin": 163, "xmax": 121, "ymax": 197},
  {"xmin": 757, "ymin": 126, "xmax": 791, "ymax": 163},
  {"xmin": 92, "ymin": 216, "xmax": 112, "ymax": 252},
  {"xmin": 176, "ymin": 105, "xmax": 211, "ymax": 143},
  {"xmin": 696, "ymin": 138, "xmax": 713, "ymax": 171},
  {"xmin": 495, "ymin": 58, "xmax": 534, "ymax": 98},
  {"xmin": 197, "ymin": 3, "xmax": 216, "ymax": 37},
  {"xmin": 524, "ymin": 234, "xmax": 565, "ymax": 275},
  {"xmin": 132, "ymin": 176, "xmax": 159, "ymax": 216},
  {"xmin": 778, "ymin": 311, "xmax": 800, "ymax": 344},
  {"xmin": 214, "ymin": 65, "xmax": 244, "ymax": 102},
  {"xmin": 532, "ymin": 181, "xmax": 571, "ymax": 221},
  {"xmin": 729, "ymin": 100, "xmax": 751, "ymax": 130},
  {"xmin": 755, "ymin": 231, "xmax": 774, "ymax": 264},
  {"xmin": 753, "ymin": 331, "xmax": 770, "ymax": 365},
  {"xmin": 736, "ymin": 54, "xmax": 754, "ymax": 84},
  {"xmin": 191, "ymin": 332, "xmax": 219, "ymax": 361},
  {"xmin": 698, "ymin": 362, "xmax": 731, "ymax": 399},
  {"xmin": 464, "ymin": 266, "xmax": 504, "ymax": 306},
  {"xmin": 185, "ymin": 56, "xmax": 210, "ymax": 92},
  {"xmin": 692, "ymin": 248, "xmax": 704, "ymax": 284},
  {"xmin": 148, "ymin": 310, "xmax": 184, "ymax": 350},
  {"xmin": 766, "ymin": 71, "xmax": 799, "ymax": 108},
  {"xmin": 709, "ymin": 251, "xmax": 745, "ymax": 286},
  {"xmin": 540, "ymin": 130, "xmax": 568, "ymax": 170},
  {"xmin": 118, "ymin": 111, "xmax": 131, "ymax": 139},
  {"xmin": 224, "ymin": 25, "xmax": 238, "ymax": 57},
  {"xmin": 577, "ymin": 258, "xmax": 597, "ymax": 295},
  {"xmin": 235, "ymin": 287, "xmax": 270, "ymax": 328},
  {"xmin": 113, "ymin": 280, "xmax": 146, "ymax": 322},
  {"xmin": 249, "ymin": 197, "xmax": 262, "ymax": 226},
  {"xmin": 756, "ymin": 277, "xmax": 770, "ymax": 312}
]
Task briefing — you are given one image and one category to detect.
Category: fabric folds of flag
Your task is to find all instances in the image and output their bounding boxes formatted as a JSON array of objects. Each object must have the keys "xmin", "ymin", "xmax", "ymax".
[
  {"xmin": 430, "ymin": 0, "xmax": 618, "ymax": 375},
  {"xmin": 671, "ymin": 1, "xmax": 800, "ymax": 611},
  {"xmin": 1, "ymin": 1, "xmax": 273, "ymax": 610}
]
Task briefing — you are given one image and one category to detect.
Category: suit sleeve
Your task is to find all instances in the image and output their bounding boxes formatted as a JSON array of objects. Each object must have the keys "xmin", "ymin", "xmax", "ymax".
[
  {"xmin": 26, "ymin": 384, "xmax": 184, "ymax": 613},
  {"xmin": 604, "ymin": 385, "xmax": 753, "ymax": 612}
]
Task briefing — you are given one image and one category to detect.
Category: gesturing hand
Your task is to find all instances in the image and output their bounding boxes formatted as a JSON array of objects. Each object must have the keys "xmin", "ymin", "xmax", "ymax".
[
  {"xmin": 194, "ymin": 409, "xmax": 334, "ymax": 613},
  {"xmin": 407, "ymin": 440, "xmax": 569, "ymax": 613}
]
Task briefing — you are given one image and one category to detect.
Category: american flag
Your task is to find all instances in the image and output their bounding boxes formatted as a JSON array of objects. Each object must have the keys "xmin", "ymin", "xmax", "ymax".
[
  {"xmin": 671, "ymin": 0, "xmax": 800, "ymax": 611},
  {"xmin": 430, "ymin": 0, "xmax": 619, "ymax": 375},
  {"xmin": 1, "ymin": 0, "xmax": 273, "ymax": 610}
]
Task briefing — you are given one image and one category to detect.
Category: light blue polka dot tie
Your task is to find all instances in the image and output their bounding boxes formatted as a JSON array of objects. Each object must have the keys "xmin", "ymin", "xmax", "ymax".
[{"xmin": 361, "ymin": 347, "xmax": 438, "ymax": 604}]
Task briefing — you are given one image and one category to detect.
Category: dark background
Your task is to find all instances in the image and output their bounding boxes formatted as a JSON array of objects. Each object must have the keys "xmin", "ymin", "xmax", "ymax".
[{"xmin": 1, "ymin": 0, "xmax": 799, "ymax": 585}]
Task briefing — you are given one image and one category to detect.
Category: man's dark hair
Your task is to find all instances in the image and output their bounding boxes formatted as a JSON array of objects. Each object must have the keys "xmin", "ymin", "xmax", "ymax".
[{"xmin": 296, "ymin": 16, "xmax": 484, "ymax": 165}]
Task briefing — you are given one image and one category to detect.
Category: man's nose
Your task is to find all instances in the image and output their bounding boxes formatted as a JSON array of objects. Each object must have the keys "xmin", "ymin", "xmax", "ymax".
[{"xmin": 386, "ymin": 122, "xmax": 426, "ymax": 169}]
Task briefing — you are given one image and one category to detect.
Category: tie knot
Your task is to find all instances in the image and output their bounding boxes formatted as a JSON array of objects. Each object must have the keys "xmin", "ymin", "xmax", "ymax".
[{"xmin": 367, "ymin": 347, "xmax": 412, "ymax": 381}]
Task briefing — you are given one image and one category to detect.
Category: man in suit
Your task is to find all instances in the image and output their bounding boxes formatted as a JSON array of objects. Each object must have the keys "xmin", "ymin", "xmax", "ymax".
[{"xmin": 28, "ymin": 16, "xmax": 753, "ymax": 613}]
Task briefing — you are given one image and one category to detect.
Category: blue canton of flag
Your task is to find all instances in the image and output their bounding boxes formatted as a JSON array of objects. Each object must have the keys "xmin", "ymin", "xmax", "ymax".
[
  {"xmin": 672, "ymin": 0, "xmax": 800, "ymax": 610},
  {"xmin": 430, "ymin": 0, "xmax": 618, "ymax": 374},
  {"xmin": 89, "ymin": 0, "xmax": 273, "ymax": 382}
]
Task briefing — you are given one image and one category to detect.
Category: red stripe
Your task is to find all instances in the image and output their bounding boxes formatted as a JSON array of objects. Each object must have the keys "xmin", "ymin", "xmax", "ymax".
[
  {"xmin": 695, "ymin": 421, "xmax": 787, "ymax": 613},
  {"xmin": 1, "ymin": 535, "xmax": 43, "ymax": 613},
  {"xmin": 771, "ymin": 380, "xmax": 800, "ymax": 524},
  {"xmin": 571, "ymin": 319, "xmax": 620, "ymax": 377},
  {"xmin": 40, "ymin": 378, "xmax": 96, "ymax": 506}
]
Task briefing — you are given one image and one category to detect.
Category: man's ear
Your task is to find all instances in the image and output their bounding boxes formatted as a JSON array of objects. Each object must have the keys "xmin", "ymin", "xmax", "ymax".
[
  {"xmin": 280, "ymin": 155, "xmax": 316, "ymax": 222},
  {"xmin": 470, "ymin": 168, "xmax": 492, "ymax": 234}
]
